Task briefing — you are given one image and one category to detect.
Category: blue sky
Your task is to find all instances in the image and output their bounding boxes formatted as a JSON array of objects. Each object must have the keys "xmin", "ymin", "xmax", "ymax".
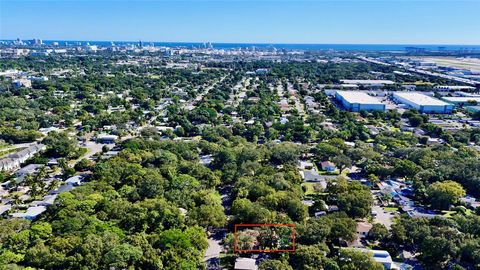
[{"xmin": 1, "ymin": 0, "xmax": 479, "ymax": 44}]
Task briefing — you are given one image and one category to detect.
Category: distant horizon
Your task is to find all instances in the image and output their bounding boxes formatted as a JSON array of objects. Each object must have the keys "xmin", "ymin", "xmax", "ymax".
[
  {"xmin": 3, "ymin": 39, "xmax": 480, "ymax": 47},
  {"xmin": 2, "ymin": 1, "xmax": 479, "ymax": 45}
]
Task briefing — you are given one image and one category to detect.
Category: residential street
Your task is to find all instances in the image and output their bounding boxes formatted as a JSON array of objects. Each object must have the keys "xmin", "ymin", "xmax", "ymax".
[
  {"xmin": 204, "ymin": 185, "xmax": 232, "ymax": 269},
  {"xmin": 204, "ymin": 230, "xmax": 225, "ymax": 270}
]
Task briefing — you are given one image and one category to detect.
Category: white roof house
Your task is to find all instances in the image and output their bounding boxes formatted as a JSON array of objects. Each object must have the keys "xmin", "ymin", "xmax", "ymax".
[
  {"xmin": 41, "ymin": 195, "xmax": 58, "ymax": 206},
  {"xmin": 15, "ymin": 164, "xmax": 44, "ymax": 182},
  {"xmin": 11, "ymin": 206, "xmax": 47, "ymax": 220},
  {"xmin": 65, "ymin": 175, "xmax": 83, "ymax": 186},
  {"xmin": 344, "ymin": 248, "xmax": 395, "ymax": 270},
  {"xmin": 234, "ymin": 258, "xmax": 257, "ymax": 270},
  {"xmin": 96, "ymin": 134, "xmax": 118, "ymax": 143},
  {"xmin": 0, "ymin": 205, "xmax": 12, "ymax": 215},
  {"xmin": 0, "ymin": 143, "xmax": 45, "ymax": 172}
]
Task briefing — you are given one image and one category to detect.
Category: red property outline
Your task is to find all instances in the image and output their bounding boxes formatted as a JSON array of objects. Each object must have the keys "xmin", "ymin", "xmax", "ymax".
[{"xmin": 234, "ymin": 223, "xmax": 296, "ymax": 252}]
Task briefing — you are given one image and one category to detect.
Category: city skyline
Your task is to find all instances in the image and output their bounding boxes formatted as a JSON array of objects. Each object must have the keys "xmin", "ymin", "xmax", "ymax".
[{"xmin": 1, "ymin": 0, "xmax": 480, "ymax": 45}]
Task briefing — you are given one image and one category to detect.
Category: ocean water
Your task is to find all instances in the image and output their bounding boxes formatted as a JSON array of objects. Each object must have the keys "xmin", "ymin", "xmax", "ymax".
[{"xmin": 5, "ymin": 40, "xmax": 480, "ymax": 51}]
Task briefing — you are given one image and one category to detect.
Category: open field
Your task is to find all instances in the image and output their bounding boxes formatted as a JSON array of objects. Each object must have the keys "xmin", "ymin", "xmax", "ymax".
[{"xmin": 413, "ymin": 56, "xmax": 480, "ymax": 72}]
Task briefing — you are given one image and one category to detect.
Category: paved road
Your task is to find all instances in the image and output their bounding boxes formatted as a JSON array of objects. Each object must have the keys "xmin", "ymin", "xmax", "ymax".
[
  {"xmin": 204, "ymin": 185, "xmax": 232, "ymax": 269},
  {"xmin": 372, "ymin": 205, "xmax": 394, "ymax": 229},
  {"xmin": 204, "ymin": 230, "xmax": 226, "ymax": 270},
  {"xmin": 69, "ymin": 141, "xmax": 114, "ymax": 167}
]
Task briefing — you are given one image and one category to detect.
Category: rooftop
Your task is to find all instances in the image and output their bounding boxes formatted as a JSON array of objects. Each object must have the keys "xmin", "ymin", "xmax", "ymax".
[
  {"xmin": 0, "ymin": 204, "xmax": 12, "ymax": 215},
  {"xmin": 347, "ymin": 248, "xmax": 393, "ymax": 264},
  {"xmin": 234, "ymin": 258, "xmax": 257, "ymax": 270},
  {"xmin": 11, "ymin": 206, "xmax": 47, "ymax": 219},
  {"xmin": 336, "ymin": 91, "xmax": 384, "ymax": 105},
  {"xmin": 340, "ymin": 79, "xmax": 395, "ymax": 85},
  {"xmin": 16, "ymin": 164, "xmax": 44, "ymax": 176},
  {"xmin": 393, "ymin": 92, "xmax": 451, "ymax": 106},
  {"xmin": 65, "ymin": 175, "xmax": 83, "ymax": 185},
  {"xmin": 435, "ymin": 85, "xmax": 476, "ymax": 90},
  {"xmin": 442, "ymin": 97, "xmax": 480, "ymax": 103}
]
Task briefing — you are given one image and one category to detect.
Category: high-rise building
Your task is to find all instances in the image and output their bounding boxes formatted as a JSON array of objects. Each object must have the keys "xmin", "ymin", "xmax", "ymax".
[{"xmin": 32, "ymin": 39, "xmax": 43, "ymax": 45}]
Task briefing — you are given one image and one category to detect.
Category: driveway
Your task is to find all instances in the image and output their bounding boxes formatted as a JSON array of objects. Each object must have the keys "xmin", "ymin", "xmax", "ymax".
[
  {"xmin": 204, "ymin": 230, "xmax": 225, "ymax": 270},
  {"xmin": 372, "ymin": 205, "xmax": 394, "ymax": 229}
]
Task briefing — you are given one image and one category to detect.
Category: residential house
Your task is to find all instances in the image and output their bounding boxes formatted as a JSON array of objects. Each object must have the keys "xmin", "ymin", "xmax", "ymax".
[
  {"xmin": 15, "ymin": 164, "xmax": 44, "ymax": 183},
  {"xmin": 298, "ymin": 160, "xmax": 314, "ymax": 170},
  {"xmin": 49, "ymin": 184, "xmax": 75, "ymax": 195},
  {"xmin": 344, "ymin": 248, "xmax": 396, "ymax": 270},
  {"xmin": 10, "ymin": 206, "xmax": 46, "ymax": 220},
  {"xmin": 65, "ymin": 175, "xmax": 83, "ymax": 186},
  {"xmin": 0, "ymin": 143, "xmax": 45, "ymax": 172},
  {"xmin": 234, "ymin": 258, "xmax": 257, "ymax": 270},
  {"xmin": 96, "ymin": 134, "xmax": 118, "ymax": 144},
  {"xmin": 320, "ymin": 161, "xmax": 337, "ymax": 172},
  {"xmin": 301, "ymin": 170, "xmax": 322, "ymax": 182},
  {"xmin": 0, "ymin": 205, "xmax": 12, "ymax": 216}
]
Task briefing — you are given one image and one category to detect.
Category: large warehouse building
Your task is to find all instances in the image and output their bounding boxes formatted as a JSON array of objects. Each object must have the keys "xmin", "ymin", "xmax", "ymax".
[
  {"xmin": 392, "ymin": 92, "xmax": 454, "ymax": 114},
  {"xmin": 442, "ymin": 97, "xmax": 480, "ymax": 106},
  {"xmin": 335, "ymin": 91, "xmax": 385, "ymax": 112}
]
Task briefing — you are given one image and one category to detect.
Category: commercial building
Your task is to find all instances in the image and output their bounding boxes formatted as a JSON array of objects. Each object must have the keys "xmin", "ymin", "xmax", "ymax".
[
  {"xmin": 434, "ymin": 85, "xmax": 476, "ymax": 91},
  {"xmin": 442, "ymin": 97, "xmax": 480, "ymax": 106},
  {"xmin": 335, "ymin": 91, "xmax": 386, "ymax": 112},
  {"xmin": 340, "ymin": 79, "xmax": 395, "ymax": 88},
  {"xmin": 453, "ymin": 91, "xmax": 480, "ymax": 97},
  {"xmin": 392, "ymin": 92, "xmax": 454, "ymax": 114}
]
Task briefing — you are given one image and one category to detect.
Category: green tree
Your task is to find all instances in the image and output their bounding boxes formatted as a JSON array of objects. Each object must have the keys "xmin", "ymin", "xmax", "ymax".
[
  {"xmin": 74, "ymin": 158, "xmax": 94, "ymax": 171},
  {"xmin": 259, "ymin": 259, "xmax": 294, "ymax": 270},
  {"xmin": 337, "ymin": 249, "xmax": 384, "ymax": 270},
  {"xmin": 103, "ymin": 243, "xmax": 143, "ymax": 269},
  {"xmin": 42, "ymin": 131, "xmax": 79, "ymax": 158},
  {"xmin": 297, "ymin": 218, "xmax": 331, "ymax": 245},
  {"xmin": 335, "ymin": 182, "xmax": 373, "ymax": 218},
  {"xmin": 368, "ymin": 223, "xmax": 389, "ymax": 242},
  {"xmin": 289, "ymin": 244, "xmax": 336, "ymax": 270},
  {"xmin": 427, "ymin": 181, "xmax": 466, "ymax": 210},
  {"xmin": 418, "ymin": 236, "xmax": 458, "ymax": 269}
]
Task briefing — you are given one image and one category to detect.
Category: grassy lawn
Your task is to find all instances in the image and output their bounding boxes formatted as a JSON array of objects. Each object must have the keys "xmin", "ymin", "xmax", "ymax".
[
  {"xmin": 442, "ymin": 209, "xmax": 474, "ymax": 218},
  {"xmin": 384, "ymin": 207, "xmax": 398, "ymax": 212},
  {"xmin": 302, "ymin": 182, "xmax": 317, "ymax": 196},
  {"xmin": 302, "ymin": 183, "xmax": 329, "ymax": 196},
  {"xmin": 319, "ymin": 170, "xmax": 340, "ymax": 175},
  {"xmin": 442, "ymin": 211, "xmax": 456, "ymax": 218}
]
